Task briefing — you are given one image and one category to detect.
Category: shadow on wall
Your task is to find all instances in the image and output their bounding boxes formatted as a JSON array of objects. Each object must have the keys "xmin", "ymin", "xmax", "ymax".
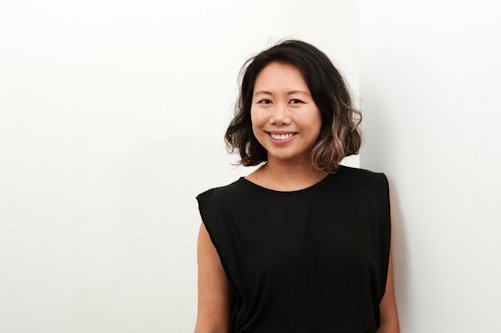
[
  {"xmin": 387, "ymin": 184, "xmax": 409, "ymax": 323},
  {"xmin": 53, "ymin": 134, "xmax": 229, "ymax": 332},
  {"xmin": 360, "ymin": 82, "xmax": 411, "ymax": 325}
]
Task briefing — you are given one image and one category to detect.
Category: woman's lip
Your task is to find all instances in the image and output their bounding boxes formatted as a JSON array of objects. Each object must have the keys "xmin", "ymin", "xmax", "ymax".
[{"xmin": 267, "ymin": 131, "xmax": 297, "ymax": 134}]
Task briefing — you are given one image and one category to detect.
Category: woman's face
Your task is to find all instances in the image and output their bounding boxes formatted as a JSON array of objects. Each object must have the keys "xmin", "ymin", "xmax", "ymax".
[{"xmin": 251, "ymin": 62, "xmax": 322, "ymax": 165}]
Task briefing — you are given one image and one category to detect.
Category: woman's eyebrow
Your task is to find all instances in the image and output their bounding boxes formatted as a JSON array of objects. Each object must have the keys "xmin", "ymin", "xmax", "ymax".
[
  {"xmin": 254, "ymin": 90, "xmax": 272, "ymax": 96},
  {"xmin": 254, "ymin": 90, "xmax": 311, "ymax": 96},
  {"xmin": 287, "ymin": 90, "xmax": 311, "ymax": 96}
]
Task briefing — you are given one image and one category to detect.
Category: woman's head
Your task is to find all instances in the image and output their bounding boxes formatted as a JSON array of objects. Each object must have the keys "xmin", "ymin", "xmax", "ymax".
[{"xmin": 225, "ymin": 40, "xmax": 361, "ymax": 172}]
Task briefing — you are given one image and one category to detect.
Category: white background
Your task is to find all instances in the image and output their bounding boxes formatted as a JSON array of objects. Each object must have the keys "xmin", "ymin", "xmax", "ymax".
[
  {"xmin": 4, "ymin": 1, "xmax": 500, "ymax": 332},
  {"xmin": 360, "ymin": 1, "xmax": 501, "ymax": 332},
  {"xmin": 0, "ymin": 1, "xmax": 359, "ymax": 332}
]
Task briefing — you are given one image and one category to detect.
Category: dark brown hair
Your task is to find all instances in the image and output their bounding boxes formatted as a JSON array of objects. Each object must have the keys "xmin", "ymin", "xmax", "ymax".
[{"xmin": 225, "ymin": 40, "xmax": 361, "ymax": 172}]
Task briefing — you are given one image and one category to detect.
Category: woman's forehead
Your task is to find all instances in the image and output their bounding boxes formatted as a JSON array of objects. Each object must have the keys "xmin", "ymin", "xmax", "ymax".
[{"xmin": 254, "ymin": 62, "xmax": 310, "ymax": 93}]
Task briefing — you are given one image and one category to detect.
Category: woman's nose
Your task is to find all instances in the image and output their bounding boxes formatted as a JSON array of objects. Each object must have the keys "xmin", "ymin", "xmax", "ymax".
[{"xmin": 270, "ymin": 102, "xmax": 290, "ymax": 125}]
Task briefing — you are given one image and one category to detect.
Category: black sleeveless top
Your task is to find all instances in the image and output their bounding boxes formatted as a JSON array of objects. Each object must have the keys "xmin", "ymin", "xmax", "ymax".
[{"xmin": 196, "ymin": 166, "xmax": 391, "ymax": 333}]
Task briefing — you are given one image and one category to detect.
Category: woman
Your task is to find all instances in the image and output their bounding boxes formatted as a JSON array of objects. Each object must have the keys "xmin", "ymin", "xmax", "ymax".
[{"xmin": 195, "ymin": 40, "xmax": 399, "ymax": 333}]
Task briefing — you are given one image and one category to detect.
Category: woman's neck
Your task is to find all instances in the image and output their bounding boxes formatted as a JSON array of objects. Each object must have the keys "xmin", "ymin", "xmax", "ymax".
[{"xmin": 246, "ymin": 156, "xmax": 328, "ymax": 192}]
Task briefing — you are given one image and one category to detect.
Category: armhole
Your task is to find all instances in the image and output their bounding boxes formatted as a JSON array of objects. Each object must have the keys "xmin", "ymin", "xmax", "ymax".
[
  {"xmin": 375, "ymin": 173, "xmax": 391, "ymax": 330},
  {"xmin": 202, "ymin": 220, "xmax": 234, "ymax": 284},
  {"xmin": 196, "ymin": 194, "xmax": 237, "ymax": 296},
  {"xmin": 379, "ymin": 172, "xmax": 392, "ymax": 294}
]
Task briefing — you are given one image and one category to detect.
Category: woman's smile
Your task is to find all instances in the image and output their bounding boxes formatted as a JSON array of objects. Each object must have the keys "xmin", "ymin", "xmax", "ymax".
[{"xmin": 268, "ymin": 132, "xmax": 297, "ymax": 144}]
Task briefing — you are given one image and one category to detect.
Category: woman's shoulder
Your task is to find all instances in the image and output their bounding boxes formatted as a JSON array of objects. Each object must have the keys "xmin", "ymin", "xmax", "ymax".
[
  {"xmin": 196, "ymin": 178, "xmax": 247, "ymax": 203},
  {"xmin": 340, "ymin": 165, "xmax": 387, "ymax": 179},
  {"xmin": 338, "ymin": 165, "xmax": 389, "ymax": 190}
]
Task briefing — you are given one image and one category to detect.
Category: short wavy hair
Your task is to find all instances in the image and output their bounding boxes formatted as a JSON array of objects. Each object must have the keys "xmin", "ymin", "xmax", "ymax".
[{"xmin": 225, "ymin": 40, "xmax": 361, "ymax": 173}]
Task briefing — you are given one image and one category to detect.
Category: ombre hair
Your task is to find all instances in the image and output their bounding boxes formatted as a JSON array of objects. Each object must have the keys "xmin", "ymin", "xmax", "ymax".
[{"xmin": 225, "ymin": 40, "xmax": 361, "ymax": 173}]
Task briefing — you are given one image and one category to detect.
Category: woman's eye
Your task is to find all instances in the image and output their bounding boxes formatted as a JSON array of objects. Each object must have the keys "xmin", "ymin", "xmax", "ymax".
[
  {"xmin": 258, "ymin": 99, "xmax": 272, "ymax": 104},
  {"xmin": 290, "ymin": 99, "xmax": 303, "ymax": 104}
]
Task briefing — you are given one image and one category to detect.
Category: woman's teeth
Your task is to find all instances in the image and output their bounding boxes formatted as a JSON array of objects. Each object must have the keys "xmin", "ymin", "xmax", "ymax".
[{"xmin": 270, "ymin": 133, "xmax": 295, "ymax": 140}]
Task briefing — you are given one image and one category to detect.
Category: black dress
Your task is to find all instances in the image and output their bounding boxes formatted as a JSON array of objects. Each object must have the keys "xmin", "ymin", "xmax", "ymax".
[{"xmin": 197, "ymin": 165, "xmax": 391, "ymax": 333}]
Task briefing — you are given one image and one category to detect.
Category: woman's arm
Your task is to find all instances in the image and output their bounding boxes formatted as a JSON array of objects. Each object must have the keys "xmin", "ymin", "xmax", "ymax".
[
  {"xmin": 376, "ymin": 247, "xmax": 400, "ymax": 333},
  {"xmin": 194, "ymin": 222, "xmax": 232, "ymax": 333}
]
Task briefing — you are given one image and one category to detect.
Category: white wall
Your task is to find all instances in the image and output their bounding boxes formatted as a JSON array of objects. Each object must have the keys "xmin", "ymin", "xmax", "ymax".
[
  {"xmin": 0, "ymin": 1, "xmax": 359, "ymax": 332},
  {"xmin": 360, "ymin": 1, "xmax": 501, "ymax": 332}
]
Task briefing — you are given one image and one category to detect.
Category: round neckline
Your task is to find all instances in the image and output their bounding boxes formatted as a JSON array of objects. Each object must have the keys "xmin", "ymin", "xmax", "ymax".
[{"xmin": 239, "ymin": 169, "xmax": 339, "ymax": 194}]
